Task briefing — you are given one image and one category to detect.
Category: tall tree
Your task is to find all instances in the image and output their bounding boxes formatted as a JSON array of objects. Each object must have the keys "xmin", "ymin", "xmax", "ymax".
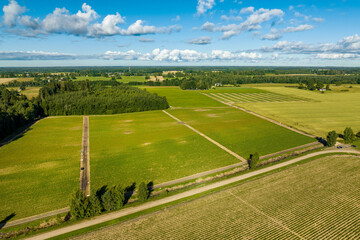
[
  {"xmin": 343, "ymin": 127, "xmax": 355, "ymax": 144},
  {"xmin": 248, "ymin": 152, "xmax": 259, "ymax": 169},
  {"xmin": 138, "ymin": 182, "xmax": 149, "ymax": 202},
  {"xmin": 326, "ymin": 130, "xmax": 337, "ymax": 147}
]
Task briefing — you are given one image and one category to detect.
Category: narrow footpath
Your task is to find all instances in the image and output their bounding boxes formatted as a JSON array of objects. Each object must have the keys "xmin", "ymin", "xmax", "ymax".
[{"xmin": 26, "ymin": 149, "xmax": 359, "ymax": 240}]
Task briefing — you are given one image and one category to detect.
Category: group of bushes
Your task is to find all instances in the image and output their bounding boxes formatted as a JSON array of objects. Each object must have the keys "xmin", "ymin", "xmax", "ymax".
[
  {"xmin": 326, "ymin": 127, "xmax": 360, "ymax": 146},
  {"xmin": 70, "ymin": 182, "xmax": 150, "ymax": 220}
]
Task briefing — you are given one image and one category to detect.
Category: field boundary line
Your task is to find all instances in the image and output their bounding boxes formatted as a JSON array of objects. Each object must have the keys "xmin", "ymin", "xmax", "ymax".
[
  {"xmin": 162, "ymin": 110, "xmax": 246, "ymax": 162},
  {"xmin": 260, "ymin": 142, "xmax": 323, "ymax": 160},
  {"xmin": 202, "ymin": 93, "xmax": 317, "ymax": 139},
  {"xmin": 1, "ymin": 207, "xmax": 69, "ymax": 229},
  {"xmin": 228, "ymin": 192, "xmax": 306, "ymax": 240},
  {"xmin": 26, "ymin": 149, "xmax": 359, "ymax": 240}
]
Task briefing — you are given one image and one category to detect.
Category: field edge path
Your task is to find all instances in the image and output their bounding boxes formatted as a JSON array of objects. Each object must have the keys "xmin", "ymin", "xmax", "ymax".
[{"xmin": 26, "ymin": 149, "xmax": 359, "ymax": 240}]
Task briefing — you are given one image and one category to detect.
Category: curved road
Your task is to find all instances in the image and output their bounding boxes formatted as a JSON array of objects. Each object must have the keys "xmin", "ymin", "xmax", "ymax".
[{"xmin": 27, "ymin": 149, "xmax": 359, "ymax": 240}]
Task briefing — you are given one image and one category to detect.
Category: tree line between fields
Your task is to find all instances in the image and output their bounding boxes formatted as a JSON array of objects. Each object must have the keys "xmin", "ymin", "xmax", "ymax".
[
  {"xmin": 0, "ymin": 81, "xmax": 168, "ymax": 140},
  {"xmin": 326, "ymin": 127, "xmax": 360, "ymax": 147},
  {"xmin": 70, "ymin": 181, "xmax": 161, "ymax": 220}
]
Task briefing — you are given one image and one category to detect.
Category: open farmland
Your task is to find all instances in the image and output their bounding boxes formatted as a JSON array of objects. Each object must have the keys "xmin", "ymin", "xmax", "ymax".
[
  {"xmin": 234, "ymin": 86, "xmax": 360, "ymax": 136},
  {"xmin": 78, "ymin": 155, "xmax": 360, "ymax": 240},
  {"xmin": 168, "ymin": 107, "xmax": 315, "ymax": 158},
  {"xmin": 0, "ymin": 117, "xmax": 82, "ymax": 221},
  {"xmin": 0, "ymin": 78, "xmax": 17, "ymax": 84},
  {"xmin": 74, "ymin": 76, "xmax": 145, "ymax": 83},
  {"xmin": 145, "ymin": 87, "xmax": 224, "ymax": 107},
  {"xmin": 89, "ymin": 111, "xmax": 238, "ymax": 190}
]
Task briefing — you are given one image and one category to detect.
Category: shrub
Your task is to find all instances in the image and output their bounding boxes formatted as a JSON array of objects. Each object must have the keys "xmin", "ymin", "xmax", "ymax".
[
  {"xmin": 343, "ymin": 127, "xmax": 355, "ymax": 144},
  {"xmin": 248, "ymin": 152, "xmax": 259, "ymax": 169},
  {"xmin": 138, "ymin": 182, "xmax": 149, "ymax": 202},
  {"xmin": 326, "ymin": 130, "xmax": 337, "ymax": 147}
]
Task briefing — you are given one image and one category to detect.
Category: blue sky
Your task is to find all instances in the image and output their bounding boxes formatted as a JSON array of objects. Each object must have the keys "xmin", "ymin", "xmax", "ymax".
[{"xmin": 0, "ymin": 0, "xmax": 360, "ymax": 66}]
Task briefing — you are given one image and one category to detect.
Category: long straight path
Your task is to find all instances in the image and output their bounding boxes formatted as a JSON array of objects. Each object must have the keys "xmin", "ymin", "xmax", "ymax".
[
  {"xmin": 162, "ymin": 110, "xmax": 246, "ymax": 162},
  {"xmin": 80, "ymin": 116, "xmax": 90, "ymax": 196},
  {"xmin": 26, "ymin": 149, "xmax": 359, "ymax": 240},
  {"xmin": 202, "ymin": 93, "xmax": 317, "ymax": 139}
]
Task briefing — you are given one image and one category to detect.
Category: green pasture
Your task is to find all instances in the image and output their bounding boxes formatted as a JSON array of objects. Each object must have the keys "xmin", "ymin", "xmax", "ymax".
[
  {"xmin": 0, "ymin": 117, "xmax": 82, "ymax": 220},
  {"xmin": 89, "ymin": 111, "xmax": 238, "ymax": 190},
  {"xmin": 119, "ymin": 76, "xmax": 145, "ymax": 83},
  {"xmin": 237, "ymin": 86, "xmax": 360, "ymax": 136},
  {"xmin": 80, "ymin": 155, "xmax": 360, "ymax": 239},
  {"xmin": 144, "ymin": 87, "xmax": 224, "ymax": 108},
  {"xmin": 168, "ymin": 107, "xmax": 315, "ymax": 158},
  {"xmin": 74, "ymin": 76, "xmax": 145, "ymax": 83}
]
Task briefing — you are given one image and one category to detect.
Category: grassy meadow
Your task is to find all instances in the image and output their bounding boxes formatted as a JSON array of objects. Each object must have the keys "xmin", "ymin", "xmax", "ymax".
[
  {"xmin": 89, "ymin": 111, "xmax": 238, "ymax": 190},
  {"xmin": 168, "ymin": 107, "xmax": 315, "ymax": 158},
  {"xmin": 145, "ymin": 87, "xmax": 224, "ymax": 107},
  {"xmin": 0, "ymin": 117, "xmax": 82, "ymax": 220},
  {"xmin": 79, "ymin": 155, "xmax": 360, "ymax": 239},
  {"xmin": 236, "ymin": 85, "xmax": 360, "ymax": 136},
  {"xmin": 74, "ymin": 76, "xmax": 145, "ymax": 83}
]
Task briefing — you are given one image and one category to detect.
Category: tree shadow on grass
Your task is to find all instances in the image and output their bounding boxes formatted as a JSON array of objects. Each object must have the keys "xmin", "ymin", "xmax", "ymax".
[
  {"xmin": 0, "ymin": 212, "xmax": 16, "ymax": 229},
  {"xmin": 147, "ymin": 181, "xmax": 154, "ymax": 198},
  {"xmin": 124, "ymin": 182, "xmax": 136, "ymax": 205}
]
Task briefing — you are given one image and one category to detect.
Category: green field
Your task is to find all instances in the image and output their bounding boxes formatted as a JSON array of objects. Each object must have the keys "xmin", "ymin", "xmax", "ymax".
[
  {"xmin": 74, "ymin": 76, "xmax": 145, "ymax": 83},
  {"xmin": 89, "ymin": 111, "xmax": 238, "ymax": 190},
  {"xmin": 0, "ymin": 117, "xmax": 82, "ymax": 220},
  {"xmin": 235, "ymin": 86, "xmax": 360, "ymax": 136},
  {"xmin": 168, "ymin": 107, "xmax": 315, "ymax": 157},
  {"xmin": 79, "ymin": 155, "xmax": 360, "ymax": 239},
  {"xmin": 145, "ymin": 87, "xmax": 224, "ymax": 107}
]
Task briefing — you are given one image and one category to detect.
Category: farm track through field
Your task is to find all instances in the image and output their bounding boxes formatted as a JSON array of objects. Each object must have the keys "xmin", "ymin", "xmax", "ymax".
[
  {"xmin": 162, "ymin": 110, "xmax": 246, "ymax": 163},
  {"xmin": 80, "ymin": 116, "xmax": 90, "ymax": 196},
  {"xmin": 26, "ymin": 148, "xmax": 359, "ymax": 240},
  {"xmin": 202, "ymin": 93, "xmax": 317, "ymax": 139}
]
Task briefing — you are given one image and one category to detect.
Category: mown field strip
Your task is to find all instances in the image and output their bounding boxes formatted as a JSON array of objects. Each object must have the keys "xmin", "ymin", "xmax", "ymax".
[
  {"xmin": 162, "ymin": 110, "xmax": 246, "ymax": 162},
  {"xmin": 224, "ymin": 93, "xmax": 257, "ymax": 102}
]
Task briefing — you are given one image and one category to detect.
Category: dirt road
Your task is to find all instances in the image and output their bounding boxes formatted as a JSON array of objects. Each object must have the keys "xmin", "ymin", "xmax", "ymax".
[
  {"xmin": 80, "ymin": 116, "xmax": 90, "ymax": 196},
  {"xmin": 26, "ymin": 149, "xmax": 359, "ymax": 240}
]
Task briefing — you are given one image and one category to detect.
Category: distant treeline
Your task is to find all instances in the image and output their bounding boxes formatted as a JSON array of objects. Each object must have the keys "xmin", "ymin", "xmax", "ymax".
[{"xmin": 0, "ymin": 81, "xmax": 168, "ymax": 140}]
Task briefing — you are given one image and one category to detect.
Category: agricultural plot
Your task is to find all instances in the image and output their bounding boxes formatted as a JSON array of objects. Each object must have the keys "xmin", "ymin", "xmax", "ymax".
[
  {"xmin": 79, "ymin": 155, "xmax": 360, "ymax": 240},
  {"xmin": 236, "ymin": 86, "xmax": 360, "ymax": 136},
  {"xmin": 89, "ymin": 111, "xmax": 238, "ymax": 190},
  {"xmin": 208, "ymin": 92, "xmax": 309, "ymax": 103},
  {"xmin": 0, "ymin": 117, "xmax": 82, "ymax": 221},
  {"xmin": 168, "ymin": 107, "xmax": 315, "ymax": 158},
  {"xmin": 145, "ymin": 87, "xmax": 224, "ymax": 108}
]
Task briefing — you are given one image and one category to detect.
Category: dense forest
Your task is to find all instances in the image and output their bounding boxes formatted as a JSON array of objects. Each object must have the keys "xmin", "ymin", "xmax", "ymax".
[
  {"xmin": 0, "ymin": 86, "xmax": 42, "ymax": 140},
  {"xmin": 41, "ymin": 83, "xmax": 169, "ymax": 115},
  {"xmin": 0, "ymin": 81, "xmax": 168, "ymax": 140}
]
